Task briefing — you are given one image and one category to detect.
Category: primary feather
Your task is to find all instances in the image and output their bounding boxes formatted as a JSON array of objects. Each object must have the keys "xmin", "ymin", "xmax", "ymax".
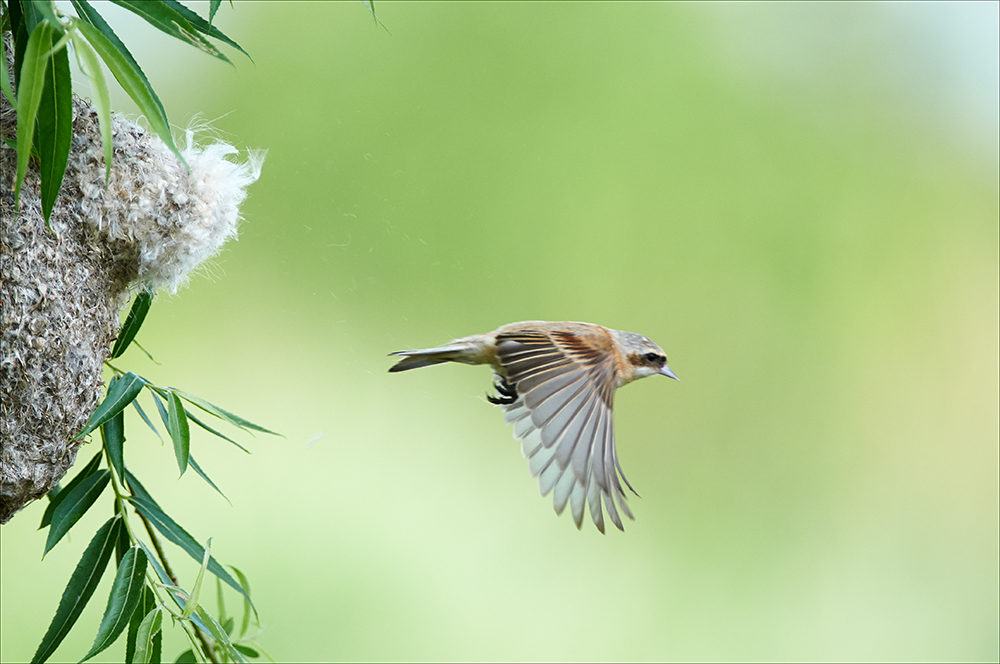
[{"xmin": 494, "ymin": 328, "xmax": 635, "ymax": 533}]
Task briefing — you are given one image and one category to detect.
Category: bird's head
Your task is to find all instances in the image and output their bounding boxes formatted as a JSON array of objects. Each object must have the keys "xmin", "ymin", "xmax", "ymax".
[{"xmin": 613, "ymin": 330, "xmax": 679, "ymax": 385}]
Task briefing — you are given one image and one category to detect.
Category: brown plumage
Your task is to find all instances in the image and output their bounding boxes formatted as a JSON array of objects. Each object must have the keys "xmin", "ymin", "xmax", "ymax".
[{"xmin": 389, "ymin": 321, "xmax": 678, "ymax": 533}]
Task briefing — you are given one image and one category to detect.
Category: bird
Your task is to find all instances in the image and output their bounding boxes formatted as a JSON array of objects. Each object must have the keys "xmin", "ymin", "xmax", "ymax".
[{"xmin": 388, "ymin": 321, "xmax": 678, "ymax": 533}]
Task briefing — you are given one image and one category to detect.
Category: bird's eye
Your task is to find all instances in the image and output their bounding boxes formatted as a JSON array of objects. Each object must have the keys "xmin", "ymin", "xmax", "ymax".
[{"xmin": 644, "ymin": 352, "xmax": 663, "ymax": 363}]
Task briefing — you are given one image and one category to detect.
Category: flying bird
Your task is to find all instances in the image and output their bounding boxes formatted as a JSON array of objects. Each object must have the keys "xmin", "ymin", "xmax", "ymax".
[{"xmin": 388, "ymin": 321, "xmax": 678, "ymax": 533}]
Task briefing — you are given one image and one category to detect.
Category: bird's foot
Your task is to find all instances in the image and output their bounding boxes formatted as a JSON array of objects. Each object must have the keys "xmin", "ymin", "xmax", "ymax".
[{"xmin": 486, "ymin": 378, "xmax": 518, "ymax": 405}]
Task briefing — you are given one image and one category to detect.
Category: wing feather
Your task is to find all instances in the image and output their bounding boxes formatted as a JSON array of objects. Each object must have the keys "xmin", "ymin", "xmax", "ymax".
[
  {"xmin": 587, "ymin": 467, "xmax": 605, "ymax": 534},
  {"xmin": 537, "ymin": 456, "xmax": 563, "ymax": 495},
  {"xmin": 552, "ymin": 465, "xmax": 575, "ymax": 514},
  {"xmin": 536, "ymin": 383, "xmax": 594, "ymax": 449},
  {"xmin": 496, "ymin": 328, "xmax": 637, "ymax": 532},
  {"xmin": 512, "ymin": 408, "xmax": 537, "ymax": 440},
  {"xmin": 504, "ymin": 399, "xmax": 530, "ymax": 425},
  {"xmin": 587, "ymin": 402, "xmax": 610, "ymax": 493},
  {"xmin": 570, "ymin": 474, "xmax": 588, "ymax": 529},
  {"xmin": 569, "ymin": 397, "xmax": 602, "ymax": 480},
  {"xmin": 519, "ymin": 423, "xmax": 543, "ymax": 458},
  {"xmin": 527, "ymin": 439, "xmax": 557, "ymax": 477},
  {"xmin": 523, "ymin": 369, "xmax": 588, "ymax": 411}
]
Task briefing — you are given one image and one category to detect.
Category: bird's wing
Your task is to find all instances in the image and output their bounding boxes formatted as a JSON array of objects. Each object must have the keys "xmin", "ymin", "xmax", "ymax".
[{"xmin": 495, "ymin": 329, "xmax": 636, "ymax": 533}]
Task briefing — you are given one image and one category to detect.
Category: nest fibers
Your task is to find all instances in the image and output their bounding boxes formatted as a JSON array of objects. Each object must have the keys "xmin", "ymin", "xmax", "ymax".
[{"xmin": 1, "ymin": 88, "xmax": 264, "ymax": 523}]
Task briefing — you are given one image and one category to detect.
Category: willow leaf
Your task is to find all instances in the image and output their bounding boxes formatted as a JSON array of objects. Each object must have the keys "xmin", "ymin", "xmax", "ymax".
[
  {"xmin": 68, "ymin": 30, "xmax": 113, "ymax": 183},
  {"xmin": 40, "ymin": 452, "xmax": 102, "ymax": 529},
  {"xmin": 45, "ymin": 470, "xmax": 110, "ymax": 555},
  {"xmin": 75, "ymin": 372, "xmax": 145, "ymax": 439},
  {"xmin": 111, "ymin": 290, "xmax": 153, "ymax": 359},
  {"xmin": 36, "ymin": 25, "xmax": 72, "ymax": 224},
  {"xmin": 15, "ymin": 21, "xmax": 52, "ymax": 208},
  {"xmin": 30, "ymin": 518, "xmax": 121, "ymax": 664},
  {"xmin": 109, "ymin": 0, "xmax": 230, "ymax": 63},
  {"xmin": 167, "ymin": 391, "xmax": 191, "ymax": 475},
  {"xmin": 80, "ymin": 546, "xmax": 147, "ymax": 662},
  {"xmin": 132, "ymin": 606, "xmax": 163, "ymax": 664},
  {"xmin": 177, "ymin": 391, "xmax": 279, "ymax": 436},
  {"xmin": 162, "ymin": 0, "xmax": 251, "ymax": 61},
  {"xmin": 101, "ymin": 388, "xmax": 126, "ymax": 481}
]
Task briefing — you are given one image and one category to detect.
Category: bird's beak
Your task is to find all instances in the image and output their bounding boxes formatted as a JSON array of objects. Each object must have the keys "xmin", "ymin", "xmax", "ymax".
[{"xmin": 659, "ymin": 364, "xmax": 680, "ymax": 381}]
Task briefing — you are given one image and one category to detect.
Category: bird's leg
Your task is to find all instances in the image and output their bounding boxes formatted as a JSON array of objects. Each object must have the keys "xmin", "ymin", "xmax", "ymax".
[{"xmin": 486, "ymin": 377, "xmax": 518, "ymax": 405}]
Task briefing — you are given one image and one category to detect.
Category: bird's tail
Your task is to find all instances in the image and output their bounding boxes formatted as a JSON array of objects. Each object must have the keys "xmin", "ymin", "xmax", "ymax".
[{"xmin": 387, "ymin": 345, "xmax": 472, "ymax": 372}]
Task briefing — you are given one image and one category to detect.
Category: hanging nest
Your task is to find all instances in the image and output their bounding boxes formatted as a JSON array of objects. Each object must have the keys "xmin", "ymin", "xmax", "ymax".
[{"xmin": 0, "ymin": 61, "xmax": 263, "ymax": 523}]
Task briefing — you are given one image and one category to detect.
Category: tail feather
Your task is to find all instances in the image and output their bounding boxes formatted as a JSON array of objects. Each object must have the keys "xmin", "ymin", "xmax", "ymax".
[{"xmin": 388, "ymin": 345, "xmax": 469, "ymax": 372}]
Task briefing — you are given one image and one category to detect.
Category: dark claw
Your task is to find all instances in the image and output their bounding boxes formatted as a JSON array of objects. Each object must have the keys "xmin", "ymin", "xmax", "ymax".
[{"xmin": 486, "ymin": 378, "xmax": 518, "ymax": 405}]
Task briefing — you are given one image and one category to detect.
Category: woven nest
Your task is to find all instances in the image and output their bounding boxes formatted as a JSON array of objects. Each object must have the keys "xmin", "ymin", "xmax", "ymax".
[{"xmin": 0, "ymin": 51, "xmax": 262, "ymax": 523}]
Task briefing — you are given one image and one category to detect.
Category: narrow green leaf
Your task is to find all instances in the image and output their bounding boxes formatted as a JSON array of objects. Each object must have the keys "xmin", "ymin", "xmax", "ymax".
[
  {"xmin": 126, "ymin": 585, "xmax": 154, "ymax": 663},
  {"xmin": 31, "ymin": 517, "xmax": 122, "ymax": 664},
  {"xmin": 186, "ymin": 409, "xmax": 250, "ymax": 453},
  {"xmin": 162, "ymin": 0, "xmax": 251, "ymax": 61},
  {"xmin": 150, "ymin": 389, "xmax": 170, "ymax": 433},
  {"xmin": 22, "ymin": 0, "xmax": 44, "ymax": 34},
  {"xmin": 216, "ymin": 576, "xmax": 227, "ymax": 629},
  {"xmin": 68, "ymin": 0, "xmax": 167, "ymax": 120},
  {"xmin": 182, "ymin": 538, "xmax": 212, "ymax": 618},
  {"xmin": 109, "ymin": 0, "xmax": 231, "ymax": 63},
  {"xmin": 45, "ymin": 470, "xmax": 111, "ymax": 555},
  {"xmin": 132, "ymin": 606, "xmax": 162, "ymax": 664},
  {"xmin": 70, "ymin": 18, "xmax": 185, "ymax": 168},
  {"xmin": 133, "ymin": 400, "xmax": 162, "ymax": 441},
  {"xmin": 229, "ymin": 566, "xmax": 253, "ymax": 637},
  {"xmin": 40, "ymin": 452, "xmax": 102, "ymax": 529},
  {"xmin": 11, "ymin": 1, "xmax": 30, "ymax": 91},
  {"xmin": 155, "ymin": 583, "xmax": 189, "ymax": 600},
  {"xmin": 221, "ymin": 616, "xmax": 234, "ymax": 636},
  {"xmin": 233, "ymin": 644, "xmax": 259, "ymax": 658},
  {"xmin": 31, "ymin": 1, "xmax": 61, "ymax": 27},
  {"xmin": 75, "ymin": 372, "xmax": 146, "ymax": 440},
  {"xmin": 0, "ymin": 25, "xmax": 16, "ymax": 106},
  {"xmin": 110, "ymin": 291, "xmax": 153, "ymax": 359},
  {"xmin": 36, "ymin": 25, "xmax": 73, "ymax": 225},
  {"xmin": 127, "ymin": 495, "xmax": 255, "ymax": 613},
  {"xmin": 188, "ymin": 455, "xmax": 230, "ymax": 503},
  {"xmin": 135, "ymin": 540, "xmax": 173, "ymax": 596},
  {"xmin": 81, "ymin": 546, "xmax": 148, "ymax": 662},
  {"xmin": 123, "ymin": 470, "xmax": 157, "ymax": 507},
  {"xmin": 174, "ymin": 649, "xmax": 196, "ymax": 664},
  {"xmin": 101, "ymin": 399, "xmax": 126, "ymax": 481},
  {"xmin": 167, "ymin": 391, "xmax": 191, "ymax": 475},
  {"xmin": 363, "ymin": 0, "xmax": 391, "ymax": 35},
  {"xmin": 132, "ymin": 340, "xmax": 159, "ymax": 363},
  {"xmin": 68, "ymin": 30, "xmax": 113, "ymax": 183},
  {"xmin": 195, "ymin": 606, "xmax": 245, "ymax": 663},
  {"xmin": 15, "ymin": 21, "xmax": 53, "ymax": 209},
  {"xmin": 177, "ymin": 391, "xmax": 280, "ymax": 436},
  {"xmin": 208, "ymin": 0, "xmax": 221, "ymax": 26},
  {"xmin": 150, "ymin": 623, "xmax": 162, "ymax": 664}
]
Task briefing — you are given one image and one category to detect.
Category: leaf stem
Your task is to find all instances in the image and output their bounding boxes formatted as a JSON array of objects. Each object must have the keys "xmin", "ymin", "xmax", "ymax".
[{"xmin": 104, "ymin": 360, "xmax": 125, "ymax": 376}]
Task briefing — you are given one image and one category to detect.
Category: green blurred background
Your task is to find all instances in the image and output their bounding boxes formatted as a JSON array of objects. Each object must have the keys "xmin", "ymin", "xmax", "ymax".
[{"xmin": 2, "ymin": 2, "xmax": 998, "ymax": 661}]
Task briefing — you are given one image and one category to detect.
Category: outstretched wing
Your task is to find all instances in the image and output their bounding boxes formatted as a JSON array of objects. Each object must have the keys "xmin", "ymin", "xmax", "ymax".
[{"xmin": 495, "ymin": 329, "xmax": 637, "ymax": 533}]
